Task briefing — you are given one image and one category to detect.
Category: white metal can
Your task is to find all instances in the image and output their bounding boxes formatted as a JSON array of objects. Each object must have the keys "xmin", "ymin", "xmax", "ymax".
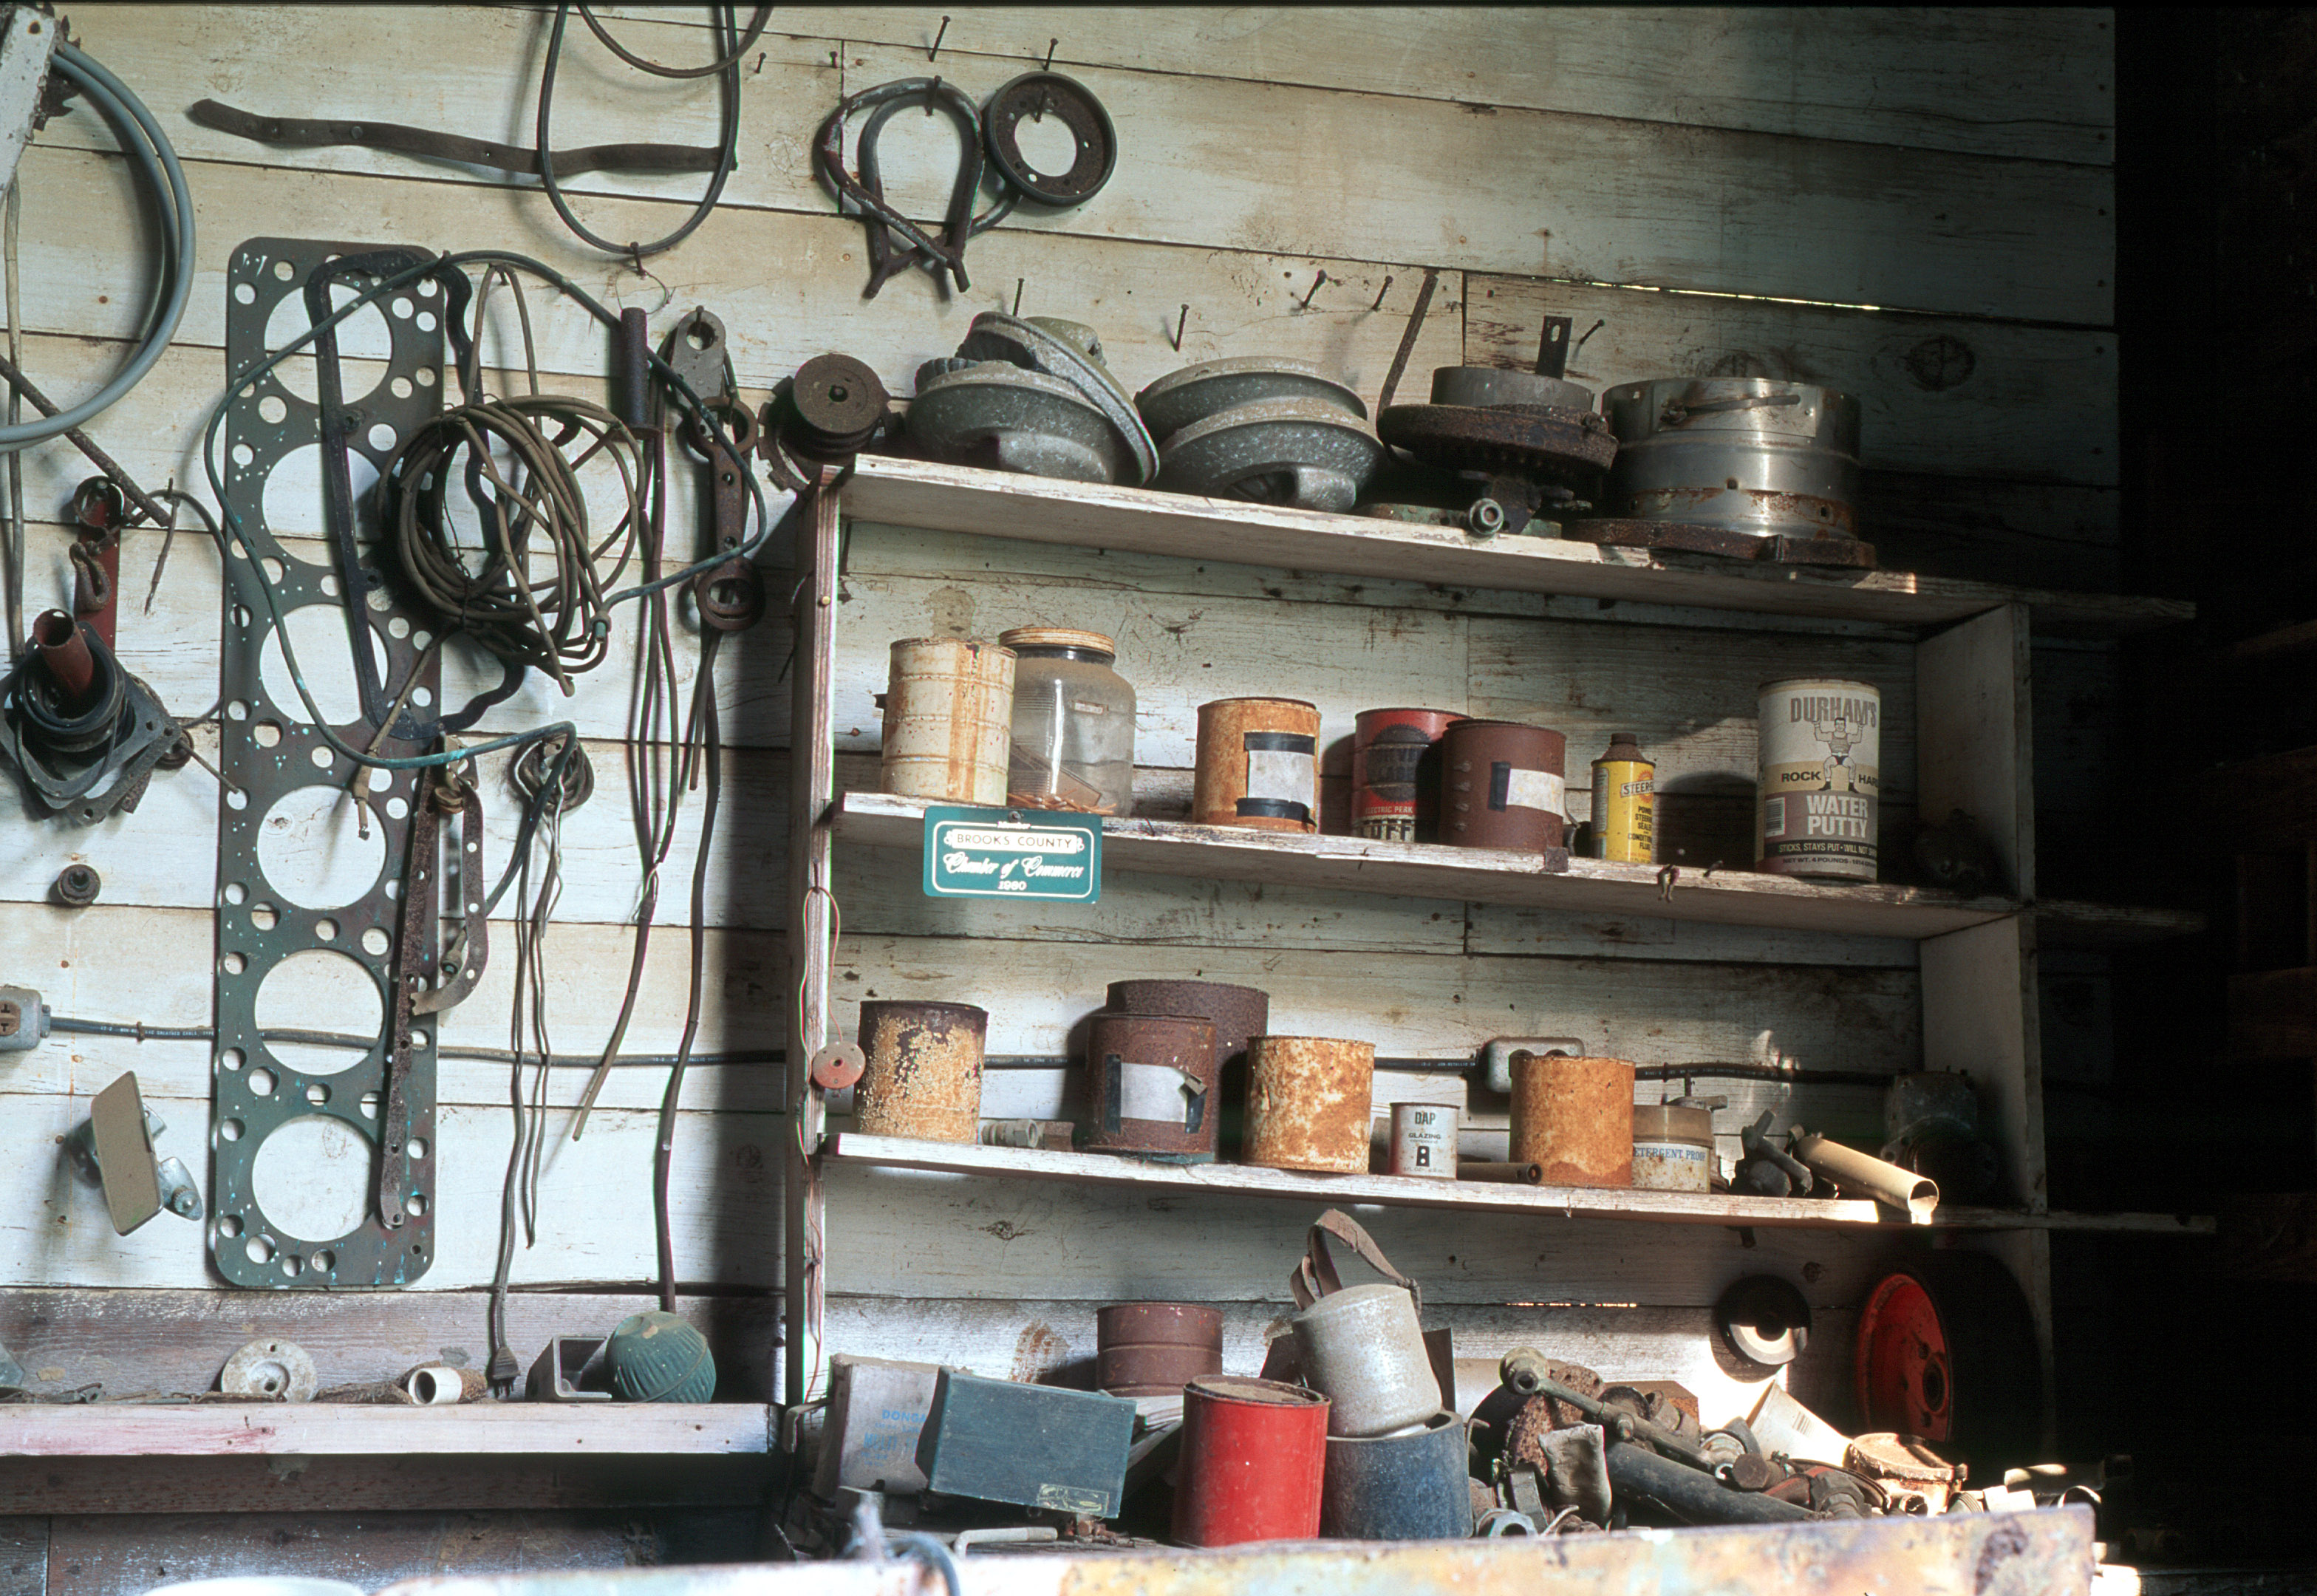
[
  {"xmin": 1755, "ymin": 677, "xmax": 1880, "ymax": 882},
  {"xmin": 1388, "ymin": 1102, "xmax": 1459, "ymax": 1179},
  {"xmin": 880, "ymin": 638, "xmax": 1017, "ymax": 805}
]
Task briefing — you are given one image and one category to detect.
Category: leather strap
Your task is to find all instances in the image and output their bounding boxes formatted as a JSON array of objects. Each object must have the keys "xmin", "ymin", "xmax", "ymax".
[
  {"xmin": 188, "ymin": 99, "xmax": 723, "ymax": 178},
  {"xmin": 1289, "ymin": 1208, "xmax": 1423, "ymax": 1316}
]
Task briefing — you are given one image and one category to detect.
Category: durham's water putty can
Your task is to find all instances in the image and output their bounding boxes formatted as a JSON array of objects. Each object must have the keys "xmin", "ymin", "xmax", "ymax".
[{"xmin": 1755, "ymin": 678, "xmax": 1880, "ymax": 881}]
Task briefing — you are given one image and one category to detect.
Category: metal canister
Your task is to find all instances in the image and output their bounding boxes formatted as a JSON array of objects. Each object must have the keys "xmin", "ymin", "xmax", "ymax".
[
  {"xmin": 1096, "ymin": 1303, "xmax": 1224, "ymax": 1396},
  {"xmin": 854, "ymin": 1001, "xmax": 988, "ymax": 1142},
  {"xmin": 1589, "ymin": 732, "xmax": 1655, "ymax": 863},
  {"xmin": 1351, "ymin": 708, "xmax": 1464, "ymax": 842},
  {"xmin": 1172, "ymin": 1377, "xmax": 1329, "ymax": 1546},
  {"xmin": 1440, "ymin": 720, "xmax": 1566, "ymax": 851},
  {"xmin": 879, "ymin": 638, "xmax": 1016, "ymax": 805},
  {"xmin": 1194, "ymin": 698, "xmax": 1320, "ymax": 833},
  {"xmin": 1079, "ymin": 1012, "xmax": 1220, "ymax": 1162},
  {"xmin": 1108, "ymin": 979, "xmax": 1271, "ymax": 1162},
  {"xmin": 1631, "ymin": 1097, "xmax": 1716, "ymax": 1192},
  {"xmin": 1291, "ymin": 1283, "xmax": 1437, "ymax": 1438},
  {"xmin": 1388, "ymin": 1102, "xmax": 1458, "ymax": 1179},
  {"xmin": 1508, "ymin": 1052, "xmax": 1634, "ymax": 1188},
  {"xmin": 1319, "ymin": 1411, "xmax": 1472, "ymax": 1540},
  {"xmin": 1243, "ymin": 1036, "xmax": 1376, "ymax": 1173},
  {"xmin": 1755, "ymin": 677, "xmax": 1880, "ymax": 882},
  {"xmin": 1600, "ymin": 378, "xmax": 1863, "ymax": 540}
]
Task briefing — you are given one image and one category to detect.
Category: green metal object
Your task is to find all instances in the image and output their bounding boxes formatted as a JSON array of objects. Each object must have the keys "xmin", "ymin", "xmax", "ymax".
[{"xmin": 606, "ymin": 1311, "xmax": 715, "ymax": 1402}]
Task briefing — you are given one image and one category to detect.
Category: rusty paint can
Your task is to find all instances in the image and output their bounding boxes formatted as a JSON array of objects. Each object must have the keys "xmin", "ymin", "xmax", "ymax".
[
  {"xmin": 1292, "ymin": 1283, "xmax": 1437, "ymax": 1437},
  {"xmin": 1320, "ymin": 1411, "xmax": 1473, "ymax": 1540},
  {"xmin": 1631, "ymin": 1098, "xmax": 1716, "ymax": 1192},
  {"xmin": 854, "ymin": 1001, "xmax": 989, "ymax": 1142},
  {"xmin": 1079, "ymin": 1012, "xmax": 1220, "ymax": 1163},
  {"xmin": 1172, "ymin": 1376, "xmax": 1329, "ymax": 1546},
  {"xmin": 1441, "ymin": 720, "xmax": 1566, "ymax": 851},
  {"xmin": 1508, "ymin": 1052, "xmax": 1635, "ymax": 1187},
  {"xmin": 1756, "ymin": 677, "xmax": 1880, "ymax": 882},
  {"xmin": 1388, "ymin": 1102, "xmax": 1459, "ymax": 1179},
  {"xmin": 1108, "ymin": 978, "xmax": 1271, "ymax": 1161},
  {"xmin": 879, "ymin": 638, "xmax": 1017, "ymax": 805},
  {"xmin": 1096, "ymin": 1303, "xmax": 1224, "ymax": 1396},
  {"xmin": 1243, "ymin": 1036, "xmax": 1376, "ymax": 1173},
  {"xmin": 1194, "ymin": 697, "xmax": 1320, "ymax": 832},
  {"xmin": 1589, "ymin": 732, "xmax": 1656, "ymax": 863},
  {"xmin": 1351, "ymin": 708, "xmax": 1464, "ymax": 842}
]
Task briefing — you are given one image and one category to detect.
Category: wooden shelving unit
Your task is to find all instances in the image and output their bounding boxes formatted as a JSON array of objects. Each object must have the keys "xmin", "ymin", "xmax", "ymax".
[{"xmin": 0, "ymin": 1405, "xmax": 773, "ymax": 1457}]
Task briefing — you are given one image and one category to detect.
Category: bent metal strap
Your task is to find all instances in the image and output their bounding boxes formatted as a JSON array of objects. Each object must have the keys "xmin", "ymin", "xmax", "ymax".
[{"xmin": 188, "ymin": 99, "xmax": 723, "ymax": 179}]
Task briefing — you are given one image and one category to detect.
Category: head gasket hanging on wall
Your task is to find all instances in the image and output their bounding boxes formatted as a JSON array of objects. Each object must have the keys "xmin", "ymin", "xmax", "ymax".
[{"xmin": 210, "ymin": 238, "xmax": 453, "ymax": 1289}]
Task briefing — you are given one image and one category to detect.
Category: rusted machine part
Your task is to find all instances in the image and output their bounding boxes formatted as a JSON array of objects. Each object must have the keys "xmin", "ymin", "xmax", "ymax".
[
  {"xmin": 1375, "ymin": 403, "xmax": 1616, "ymax": 535},
  {"xmin": 1509, "ymin": 1052, "xmax": 1634, "ymax": 1187},
  {"xmin": 856, "ymin": 1000, "xmax": 989, "ymax": 1142},
  {"xmin": 1599, "ymin": 378, "xmax": 1863, "ymax": 545},
  {"xmin": 1137, "ymin": 356, "xmax": 1368, "ymax": 441},
  {"xmin": 30, "ymin": 610, "xmax": 98, "ymax": 712},
  {"xmin": 1079, "ymin": 1010, "xmax": 1220, "ymax": 1162},
  {"xmin": 1608, "ymin": 1440, "xmax": 1811, "ymax": 1525},
  {"xmin": 1153, "ymin": 396, "xmax": 1384, "ymax": 512},
  {"xmin": 50, "ymin": 862, "xmax": 100, "ymax": 908},
  {"xmin": 1791, "ymin": 1129, "xmax": 1938, "ymax": 1221},
  {"xmin": 1441, "ymin": 719, "xmax": 1567, "ymax": 853},
  {"xmin": 1428, "ymin": 366, "xmax": 1594, "ymax": 412},
  {"xmin": 2, "ymin": 610, "xmax": 177, "ymax": 825},
  {"xmin": 1243, "ymin": 1035, "xmax": 1376, "ymax": 1173},
  {"xmin": 983, "ymin": 72, "xmax": 1117, "ymax": 205},
  {"xmin": 878, "ymin": 637, "xmax": 1016, "ymax": 805},
  {"xmin": 955, "ymin": 312, "xmax": 1158, "ymax": 483},
  {"xmin": 1362, "ymin": 501, "xmax": 1521, "ymax": 537},
  {"xmin": 1846, "ymin": 1433, "xmax": 1961, "ymax": 1515},
  {"xmin": 1194, "ymin": 697, "xmax": 1320, "ymax": 833},
  {"xmin": 905, "ymin": 363, "xmax": 1139, "ymax": 483},
  {"xmin": 1563, "ymin": 516, "xmax": 1878, "ymax": 569},
  {"xmin": 761, "ymin": 352, "xmax": 893, "ymax": 492},
  {"xmin": 1854, "ymin": 1252, "xmax": 2041, "ymax": 1472},
  {"xmin": 1500, "ymin": 1363, "xmax": 1607, "ymax": 1469},
  {"xmin": 1096, "ymin": 1302, "xmax": 1224, "ymax": 1395},
  {"xmin": 69, "ymin": 478, "xmax": 127, "ymax": 649},
  {"xmin": 1353, "ymin": 708, "xmax": 1464, "ymax": 842}
]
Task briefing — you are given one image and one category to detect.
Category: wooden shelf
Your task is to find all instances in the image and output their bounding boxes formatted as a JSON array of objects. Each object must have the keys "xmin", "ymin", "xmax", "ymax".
[
  {"xmin": 0, "ymin": 1404, "xmax": 771, "ymax": 1457},
  {"xmin": 828, "ymin": 1135, "xmax": 2216, "ymax": 1236},
  {"xmin": 841, "ymin": 456, "xmax": 2194, "ymax": 638}
]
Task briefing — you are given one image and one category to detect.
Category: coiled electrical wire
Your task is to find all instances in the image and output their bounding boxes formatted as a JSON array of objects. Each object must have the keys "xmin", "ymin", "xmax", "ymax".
[{"xmin": 0, "ymin": 41, "xmax": 193, "ymax": 449}]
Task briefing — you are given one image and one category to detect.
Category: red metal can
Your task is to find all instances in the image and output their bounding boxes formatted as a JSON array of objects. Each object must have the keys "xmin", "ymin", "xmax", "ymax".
[
  {"xmin": 1173, "ymin": 1376, "xmax": 1329, "ymax": 1546},
  {"xmin": 1351, "ymin": 708, "xmax": 1464, "ymax": 842},
  {"xmin": 1441, "ymin": 719, "xmax": 1568, "ymax": 851}
]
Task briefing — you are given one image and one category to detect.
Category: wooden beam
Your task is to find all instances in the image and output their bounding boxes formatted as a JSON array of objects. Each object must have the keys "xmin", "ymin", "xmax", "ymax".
[{"xmin": 0, "ymin": 1404, "xmax": 772, "ymax": 1457}]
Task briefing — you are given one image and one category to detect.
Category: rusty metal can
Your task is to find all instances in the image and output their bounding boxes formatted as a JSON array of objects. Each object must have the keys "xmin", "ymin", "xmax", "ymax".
[
  {"xmin": 1194, "ymin": 697, "xmax": 1320, "ymax": 832},
  {"xmin": 1441, "ymin": 720, "xmax": 1566, "ymax": 851},
  {"xmin": 1243, "ymin": 1036, "xmax": 1376, "ymax": 1173},
  {"xmin": 1096, "ymin": 1303, "xmax": 1224, "ymax": 1396},
  {"xmin": 1080, "ymin": 1012, "xmax": 1220, "ymax": 1163},
  {"xmin": 1351, "ymin": 708, "xmax": 1464, "ymax": 842},
  {"xmin": 1173, "ymin": 1377, "xmax": 1329, "ymax": 1546},
  {"xmin": 1388, "ymin": 1102, "xmax": 1458, "ymax": 1179},
  {"xmin": 1508, "ymin": 1052, "xmax": 1634, "ymax": 1187},
  {"xmin": 880, "ymin": 638, "xmax": 1016, "ymax": 805},
  {"xmin": 1631, "ymin": 1097, "xmax": 1716, "ymax": 1192},
  {"xmin": 854, "ymin": 1000, "xmax": 988, "ymax": 1142},
  {"xmin": 1108, "ymin": 979, "xmax": 1271, "ymax": 1162},
  {"xmin": 1589, "ymin": 732, "xmax": 1655, "ymax": 863},
  {"xmin": 1756, "ymin": 677, "xmax": 1880, "ymax": 882}
]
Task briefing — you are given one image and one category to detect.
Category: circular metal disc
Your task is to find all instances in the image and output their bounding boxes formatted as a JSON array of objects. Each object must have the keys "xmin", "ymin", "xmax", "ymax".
[
  {"xmin": 222, "ymin": 1336, "xmax": 319, "ymax": 1402},
  {"xmin": 1137, "ymin": 357, "xmax": 1367, "ymax": 443},
  {"xmin": 1716, "ymin": 1275, "xmax": 1812, "ymax": 1368},
  {"xmin": 955, "ymin": 313, "xmax": 1157, "ymax": 482},
  {"xmin": 983, "ymin": 72, "xmax": 1117, "ymax": 206}
]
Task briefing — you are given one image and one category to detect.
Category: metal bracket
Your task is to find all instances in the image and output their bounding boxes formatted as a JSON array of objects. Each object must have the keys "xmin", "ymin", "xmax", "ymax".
[{"xmin": 66, "ymin": 1073, "xmax": 203, "ymax": 1234}]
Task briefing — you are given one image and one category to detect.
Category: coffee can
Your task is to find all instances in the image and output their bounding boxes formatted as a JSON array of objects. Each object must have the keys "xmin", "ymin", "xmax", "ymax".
[
  {"xmin": 1755, "ymin": 678, "xmax": 1880, "ymax": 882},
  {"xmin": 1195, "ymin": 698, "xmax": 1321, "ymax": 833},
  {"xmin": 1441, "ymin": 720, "xmax": 1566, "ymax": 851},
  {"xmin": 1589, "ymin": 732, "xmax": 1655, "ymax": 863},
  {"xmin": 1351, "ymin": 709, "xmax": 1464, "ymax": 842},
  {"xmin": 1388, "ymin": 1102, "xmax": 1459, "ymax": 1179}
]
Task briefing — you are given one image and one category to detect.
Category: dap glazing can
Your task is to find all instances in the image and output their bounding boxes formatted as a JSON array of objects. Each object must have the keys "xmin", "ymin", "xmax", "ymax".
[
  {"xmin": 1755, "ymin": 678, "xmax": 1880, "ymax": 882},
  {"xmin": 1589, "ymin": 732, "xmax": 1654, "ymax": 863}
]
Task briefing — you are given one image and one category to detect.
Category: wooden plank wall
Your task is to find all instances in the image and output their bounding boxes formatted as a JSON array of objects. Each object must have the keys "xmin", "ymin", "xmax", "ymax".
[{"xmin": 0, "ymin": 3, "xmax": 2115, "ymax": 1572}]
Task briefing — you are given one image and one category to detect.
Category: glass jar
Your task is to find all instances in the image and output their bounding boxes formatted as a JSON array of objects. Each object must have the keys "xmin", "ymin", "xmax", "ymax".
[{"xmin": 999, "ymin": 627, "xmax": 1136, "ymax": 816}]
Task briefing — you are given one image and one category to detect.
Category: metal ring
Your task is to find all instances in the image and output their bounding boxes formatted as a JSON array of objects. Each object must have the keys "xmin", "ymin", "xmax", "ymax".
[{"xmin": 983, "ymin": 72, "xmax": 1116, "ymax": 206}]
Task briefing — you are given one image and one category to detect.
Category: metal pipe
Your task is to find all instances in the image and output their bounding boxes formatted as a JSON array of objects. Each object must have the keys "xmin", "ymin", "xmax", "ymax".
[
  {"xmin": 32, "ymin": 609, "xmax": 96, "ymax": 709},
  {"xmin": 1791, "ymin": 1130, "xmax": 1939, "ymax": 1222},
  {"xmin": 1605, "ymin": 1440, "xmax": 1811, "ymax": 1525}
]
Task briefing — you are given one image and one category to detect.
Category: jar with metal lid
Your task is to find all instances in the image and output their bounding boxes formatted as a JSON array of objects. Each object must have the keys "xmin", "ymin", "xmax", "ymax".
[{"xmin": 999, "ymin": 627, "xmax": 1136, "ymax": 816}]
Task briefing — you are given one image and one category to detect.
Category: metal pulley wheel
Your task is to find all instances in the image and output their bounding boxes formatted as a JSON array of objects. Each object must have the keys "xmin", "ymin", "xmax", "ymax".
[
  {"xmin": 1427, "ymin": 366, "xmax": 1594, "ymax": 412},
  {"xmin": 983, "ymin": 72, "xmax": 1117, "ymax": 206},
  {"xmin": 1136, "ymin": 358, "xmax": 1379, "ymax": 511},
  {"xmin": 1136, "ymin": 356, "xmax": 1368, "ymax": 441},
  {"xmin": 942, "ymin": 313, "xmax": 1156, "ymax": 483},
  {"xmin": 907, "ymin": 364, "xmax": 1143, "ymax": 483},
  {"xmin": 1377, "ymin": 401, "xmax": 1616, "ymax": 535},
  {"xmin": 1715, "ymin": 1275, "xmax": 1812, "ymax": 1368},
  {"xmin": 1854, "ymin": 1252, "xmax": 2040, "ymax": 1471}
]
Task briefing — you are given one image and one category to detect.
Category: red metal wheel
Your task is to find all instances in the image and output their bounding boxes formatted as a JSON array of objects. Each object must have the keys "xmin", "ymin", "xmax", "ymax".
[{"xmin": 1854, "ymin": 1252, "xmax": 2040, "ymax": 1472}]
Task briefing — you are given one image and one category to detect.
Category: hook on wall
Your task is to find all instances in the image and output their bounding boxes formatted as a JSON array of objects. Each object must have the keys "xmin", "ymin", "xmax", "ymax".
[
  {"xmin": 1170, "ymin": 304, "xmax": 1189, "ymax": 352},
  {"xmin": 1299, "ymin": 270, "xmax": 1328, "ymax": 310},
  {"xmin": 927, "ymin": 15, "xmax": 949, "ymax": 61},
  {"xmin": 1371, "ymin": 276, "xmax": 1394, "ymax": 312}
]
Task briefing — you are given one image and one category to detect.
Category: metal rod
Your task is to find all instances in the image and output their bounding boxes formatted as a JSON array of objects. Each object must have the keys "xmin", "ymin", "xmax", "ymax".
[
  {"xmin": 32, "ymin": 608, "xmax": 96, "ymax": 709},
  {"xmin": 1300, "ymin": 270, "xmax": 1328, "ymax": 309},
  {"xmin": 1376, "ymin": 266, "xmax": 1439, "ymax": 412},
  {"xmin": 1372, "ymin": 276, "xmax": 1393, "ymax": 311},
  {"xmin": 0, "ymin": 354, "xmax": 170, "ymax": 528},
  {"xmin": 1172, "ymin": 304, "xmax": 1188, "ymax": 352},
  {"xmin": 1012, "ymin": 277, "xmax": 1024, "ymax": 317},
  {"xmin": 927, "ymin": 15, "xmax": 949, "ymax": 60}
]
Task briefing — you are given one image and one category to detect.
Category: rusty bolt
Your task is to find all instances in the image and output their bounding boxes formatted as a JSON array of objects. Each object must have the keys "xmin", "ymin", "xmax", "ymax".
[{"xmin": 52, "ymin": 864, "xmax": 100, "ymax": 909}]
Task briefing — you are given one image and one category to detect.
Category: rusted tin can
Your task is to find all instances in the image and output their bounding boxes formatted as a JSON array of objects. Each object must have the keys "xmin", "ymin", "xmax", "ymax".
[
  {"xmin": 1388, "ymin": 1102, "xmax": 1458, "ymax": 1179},
  {"xmin": 1292, "ymin": 1283, "xmax": 1437, "ymax": 1437},
  {"xmin": 1590, "ymin": 732, "xmax": 1656, "ymax": 862},
  {"xmin": 1320, "ymin": 1411, "xmax": 1472, "ymax": 1540},
  {"xmin": 1631, "ymin": 1097, "xmax": 1716, "ymax": 1192},
  {"xmin": 1756, "ymin": 677, "xmax": 1880, "ymax": 882},
  {"xmin": 1108, "ymin": 978, "xmax": 1271, "ymax": 1161},
  {"xmin": 1194, "ymin": 697, "xmax": 1320, "ymax": 832},
  {"xmin": 1079, "ymin": 1012, "xmax": 1220, "ymax": 1163},
  {"xmin": 879, "ymin": 638, "xmax": 1016, "ymax": 805},
  {"xmin": 1351, "ymin": 708, "xmax": 1464, "ymax": 842},
  {"xmin": 1509, "ymin": 1052, "xmax": 1634, "ymax": 1187},
  {"xmin": 1172, "ymin": 1377, "xmax": 1329, "ymax": 1546},
  {"xmin": 854, "ymin": 1001, "xmax": 988, "ymax": 1142},
  {"xmin": 1441, "ymin": 720, "xmax": 1567, "ymax": 851},
  {"xmin": 1096, "ymin": 1303, "xmax": 1224, "ymax": 1396},
  {"xmin": 1243, "ymin": 1036, "xmax": 1376, "ymax": 1173}
]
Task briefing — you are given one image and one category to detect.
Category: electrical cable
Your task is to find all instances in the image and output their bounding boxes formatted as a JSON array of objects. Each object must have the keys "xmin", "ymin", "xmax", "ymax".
[
  {"xmin": 0, "ymin": 41, "xmax": 194, "ymax": 449},
  {"xmin": 536, "ymin": 4, "xmax": 747, "ymax": 261},
  {"xmin": 48, "ymin": 1011, "xmax": 783, "ymax": 1068},
  {"xmin": 1, "ymin": 180, "xmax": 19, "ymax": 653},
  {"xmin": 575, "ymin": 2, "xmax": 771, "ymax": 78},
  {"xmin": 657, "ymin": 627, "xmax": 721, "ymax": 1312}
]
